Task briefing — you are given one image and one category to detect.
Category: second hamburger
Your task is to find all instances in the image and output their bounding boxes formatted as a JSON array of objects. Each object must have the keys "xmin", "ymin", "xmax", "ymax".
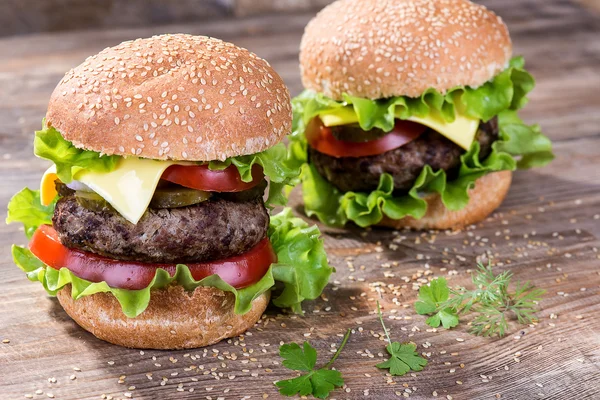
[{"xmin": 290, "ymin": 0, "xmax": 554, "ymax": 229}]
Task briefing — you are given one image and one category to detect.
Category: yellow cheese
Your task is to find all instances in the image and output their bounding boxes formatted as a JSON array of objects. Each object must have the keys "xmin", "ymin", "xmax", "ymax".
[
  {"xmin": 40, "ymin": 158, "xmax": 180, "ymax": 225},
  {"xmin": 402, "ymin": 112, "xmax": 480, "ymax": 151},
  {"xmin": 319, "ymin": 107, "xmax": 359, "ymax": 127},
  {"xmin": 319, "ymin": 106, "xmax": 480, "ymax": 150}
]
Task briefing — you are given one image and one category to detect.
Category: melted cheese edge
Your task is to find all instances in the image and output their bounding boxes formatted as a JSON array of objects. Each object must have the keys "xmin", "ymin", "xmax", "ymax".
[
  {"xmin": 318, "ymin": 107, "xmax": 480, "ymax": 150},
  {"xmin": 40, "ymin": 158, "xmax": 180, "ymax": 224}
]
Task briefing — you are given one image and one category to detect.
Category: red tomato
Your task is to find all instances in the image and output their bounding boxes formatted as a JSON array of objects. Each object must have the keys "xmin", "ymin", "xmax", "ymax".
[
  {"xmin": 30, "ymin": 225, "xmax": 276, "ymax": 291},
  {"xmin": 162, "ymin": 164, "xmax": 264, "ymax": 192},
  {"xmin": 305, "ymin": 117, "xmax": 426, "ymax": 158}
]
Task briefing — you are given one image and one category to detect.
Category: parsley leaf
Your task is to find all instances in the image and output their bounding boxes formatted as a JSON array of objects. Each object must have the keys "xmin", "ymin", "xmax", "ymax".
[
  {"xmin": 377, "ymin": 343, "xmax": 428, "ymax": 376},
  {"xmin": 414, "ymin": 277, "xmax": 459, "ymax": 329},
  {"xmin": 280, "ymin": 342, "xmax": 317, "ymax": 371},
  {"xmin": 276, "ymin": 329, "xmax": 351, "ymax": 399},
  {"xmin": 376, "ymin": 302, "xmax": 428, "ymax": 376}
]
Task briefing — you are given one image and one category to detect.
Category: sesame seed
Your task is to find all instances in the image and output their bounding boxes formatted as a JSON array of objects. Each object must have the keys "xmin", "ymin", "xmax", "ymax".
[
  {"xmin": 50, "ymin": 33, "xmax": 290, "ymax": 160},
  {"xmin": 300, "ymin": 0, "xmax": 510, "ymax": 99}
]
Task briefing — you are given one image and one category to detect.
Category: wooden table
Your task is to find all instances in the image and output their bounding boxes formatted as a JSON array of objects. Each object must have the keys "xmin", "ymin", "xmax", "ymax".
[{"xmin": 1, "ymin": 0, "xmax": 599, "ymax": 399}]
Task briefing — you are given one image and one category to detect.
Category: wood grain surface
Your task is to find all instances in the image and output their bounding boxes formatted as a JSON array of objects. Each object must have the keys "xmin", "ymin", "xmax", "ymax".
[
  {"xmin": 1, "ymin": 0, "xmax": 599, "ymax": 399},
  {"xmin": 0, "ymin": 0, "xmax": 335, "ymax": 37}
]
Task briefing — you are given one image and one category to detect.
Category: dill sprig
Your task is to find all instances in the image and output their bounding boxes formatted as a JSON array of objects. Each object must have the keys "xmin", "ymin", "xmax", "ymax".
[{"xmin": 416, "ymin": 262, "xmax": 545, "ymax": 337}]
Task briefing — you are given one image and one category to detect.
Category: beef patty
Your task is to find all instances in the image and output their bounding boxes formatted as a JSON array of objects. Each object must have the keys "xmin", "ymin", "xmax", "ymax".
[
  {"xmin": 52, "ymin": 189, "xmax": 269, "ymax": 264},
  {"xmin": 308, "ymin": 117, "xmax": 498, "ymax": 193}
]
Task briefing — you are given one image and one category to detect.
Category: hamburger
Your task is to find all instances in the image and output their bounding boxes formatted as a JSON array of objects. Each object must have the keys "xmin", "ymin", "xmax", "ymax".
[
  {"xmin": 6, "ymin": 34, "xmax": 333, "ymax": 349},
  {"xmin": 290, "ymin": 0, "xmax": 554, "ymax": 229}
]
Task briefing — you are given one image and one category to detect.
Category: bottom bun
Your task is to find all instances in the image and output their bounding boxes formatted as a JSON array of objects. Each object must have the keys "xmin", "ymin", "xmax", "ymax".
[
  {"xmin": 379, "ymin": 171, "xmax": 512, "ymax": 230},
  {"xmin": 57, "ymin": 285, "xmax": 269, "ymax": 349}
]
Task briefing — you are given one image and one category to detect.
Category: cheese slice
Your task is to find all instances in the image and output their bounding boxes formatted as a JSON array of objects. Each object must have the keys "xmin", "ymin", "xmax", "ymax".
[
  {"xmin": 40, "ymin": 158, "xmax": 180, "ymax": 225},
  {"xmin": 402, "ymin": 112, "xmax": 480, "ymax": 151},
  {"xmin": 319, "ymin": 106, "xmax": 480, "ymax": 150}
]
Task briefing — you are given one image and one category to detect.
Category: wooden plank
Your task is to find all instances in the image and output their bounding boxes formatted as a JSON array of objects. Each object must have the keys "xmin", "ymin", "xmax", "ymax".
[
  {"xmin": 234, "ymin": 0, "xmax": 333, "ymax": 17},
  {"xmin": 0, "ymin": 0, "xmax": 234, "ymax": 37},
  {"xmin": 1, "ymin": 0, "xmax": 600, "ymax": 399}
]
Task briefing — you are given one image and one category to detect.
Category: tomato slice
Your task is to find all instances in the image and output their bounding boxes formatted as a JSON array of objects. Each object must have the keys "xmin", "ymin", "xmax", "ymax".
[
  {"xmin": 30, "ymin": 225, "xmax": 276, "ymax": 291},
  {"xmin": 305, "ymin": 117, "xmax": 426, "ymax": 158},
  {"xmin": 161, "ymin": 164, "xmax": 264, "ymax": 192}
]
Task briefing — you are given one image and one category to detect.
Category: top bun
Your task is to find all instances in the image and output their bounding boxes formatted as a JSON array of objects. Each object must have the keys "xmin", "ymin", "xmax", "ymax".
[
  {"xmin": 300, "ymin": 0, "xmax": 512, "ymax": 101},
  {"xmin": 46, "ymin": 34, "xmax": 292, "ymax": 161}
]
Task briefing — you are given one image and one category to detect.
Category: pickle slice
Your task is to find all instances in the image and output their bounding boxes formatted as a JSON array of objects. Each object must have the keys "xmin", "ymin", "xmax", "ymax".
[
  {"xmin": 74, "ymin": 190, "xmax": 104, "ymax": 202},
  {"xmin": 149, "ymin": 187, "xmax": 211, "ymax": 208},
  {"xmin": 74, "ymin": 191, "xmax": 110, "ymax": 212},
  {"xmin": 330, "ymin": 124, "xmax": 389, "ymax": 143},
  {"xmin": 74, "ymin": 187, "xmax": 211, "ymax": 210}
]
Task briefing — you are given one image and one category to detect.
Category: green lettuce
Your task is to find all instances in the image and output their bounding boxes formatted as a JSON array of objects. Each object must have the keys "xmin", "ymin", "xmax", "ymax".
[
  {"xmin": 6, "ymin": 188, "xmax": 57, "ymax": 239},
  {"xmin": 290, "ymin": 57, "xmax": 554, "ymax": 228},
  {"xmin": 7, "ymin": 189, "xmax": 332, "ymax": 317},
  {"xmin": 292, "ymin": 57, "xmax": 534, "ymax": 134},
  {"xmin": 496, "ymin": 110, "xmax": 553, "ymax": 169},
  {"xmin": 267, "ymin": 208, "xmax": 331, "ymax": 313},
  {"xmin": 209, "ymin": 143, "xmax": 300, "ymax": 207},
  {"xmin": 34, "ymin": 124, "xmax": 120, "ymax": 183},
  {"xmin": 12, "ymin": 245, "xmax": 275, "ymax": 318},
  {"xmin": 35, "ymin": 123, "xmax": 299, "ymax": 206}
]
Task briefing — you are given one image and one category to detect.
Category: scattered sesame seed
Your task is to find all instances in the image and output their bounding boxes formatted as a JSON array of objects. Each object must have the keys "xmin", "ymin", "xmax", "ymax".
[{"xmin": 51, "ymin": 34, "xmax": 290, "ymax": 160}]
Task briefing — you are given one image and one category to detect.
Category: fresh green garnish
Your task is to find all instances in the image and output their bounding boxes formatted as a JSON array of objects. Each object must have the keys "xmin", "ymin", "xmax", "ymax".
[
  {"xmin": 414, "ymin": 277, "xmax": 460, "ymax": 329},
  {"xmin": 276, "ymin": 329, "xmax": 351, "ymax": 399},
  {"xmin": 415, "ymin": 263, "xmax": 545, "ymax": 337},
  {"xmin": 376, "ymin": 302, "xmax": 428, "ymax": 376}
]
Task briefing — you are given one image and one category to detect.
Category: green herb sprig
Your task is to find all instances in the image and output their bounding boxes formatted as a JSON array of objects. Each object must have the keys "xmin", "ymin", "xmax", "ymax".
[
  {"xmin": 376, "ymin": 302, "xmax": 428, "ymax": 376},
  {"xmin": 415, "ymin": 262, "xmax": 545, "ymax": 337},
  {"xmin": 276, "ymin": 329, "xmax": 351, "ymax": 399}
]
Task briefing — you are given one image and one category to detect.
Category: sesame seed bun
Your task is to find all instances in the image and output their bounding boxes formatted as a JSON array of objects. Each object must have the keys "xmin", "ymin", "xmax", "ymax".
[
  {"xmin": 57, "ymin": 284, "xmax": 270, "ymax": 349},
  {"xmin": 46, "ymin": 34, "xmax": 292, "ymax": 161},
  {"xmin": 300, "ymin": 0, "xmax": 512, "ymax": 101},
  {"xmin": 378, "ymin": 171, "xmax": 512, "ymax": 230}
]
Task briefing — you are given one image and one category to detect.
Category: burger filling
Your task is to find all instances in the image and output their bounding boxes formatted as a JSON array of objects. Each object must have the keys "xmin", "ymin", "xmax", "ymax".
[
  {"xmin": 32, "ymin": 170, "xmax": 274, "ymax": 291},
  {"xmin": 307, "ymin": 117, "xmax": 498, "ymax": 193},
  {"xmin": 8, "ymin": 123, "xmax": 335, "ymax": 318},
  {"xmin": 289, "ymin": 57, "xmax": 554, "ymax": 227},
  {"xmin": 52, "ymin": 180, "xmax": 269, "ymax": 263}
]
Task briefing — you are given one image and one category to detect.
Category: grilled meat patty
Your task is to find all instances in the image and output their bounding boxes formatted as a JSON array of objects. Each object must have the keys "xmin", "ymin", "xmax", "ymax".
[
  {"xmin": 52, "ymin": 184, "xmax": 269, "ymax": 264},
  {"xmin": 308, "ymin": 117, "xmax": 498, "ymax": 193}
]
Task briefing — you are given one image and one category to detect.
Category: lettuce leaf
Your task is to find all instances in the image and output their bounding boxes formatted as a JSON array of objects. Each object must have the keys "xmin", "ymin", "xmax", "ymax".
[
  {"xmin": 292, "ymin": 57, "xmax": 535, "ymax": 135},
  {"xmin": 34, "ymin": 122, "xmax": 300, "ymax": 206},
  {"xmin": 209, "ymin": 143, "xmax": 300, "ymax": 207},
  {"xmin": 6, "ymin": 188, "xmax": 57, "ymax": 239},
  {"xmin": 8, "ymin": 196, "xmax": 333, "ymax": 317},
  {"xmin": 290, "ymin": 58, "xmax": 554, "ymax": 228},
  {"xmin": 301, "ymin": 138, "xmax": 515, "ymax": 228},
  {"xmin": 34, "ymin": 123, "xmax": 120, "ymax": 183},
  {"xmin": 496, "ymin": 110, "xmax": 554, "ymax": 169},
  {"xmin": 12, "ymin": 245, "xmax": 275, "ymax": 318},
  {"xmin": 267, "ymin": 208, "xmax": 333, "ymax": 313}
]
